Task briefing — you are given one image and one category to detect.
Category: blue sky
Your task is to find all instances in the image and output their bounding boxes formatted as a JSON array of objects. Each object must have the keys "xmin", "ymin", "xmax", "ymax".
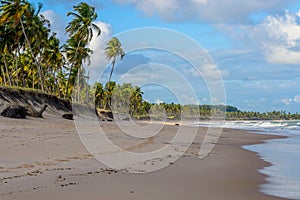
[{"xmin": 33, "ymin": 0, "xmax": 300, "ymax": 112}]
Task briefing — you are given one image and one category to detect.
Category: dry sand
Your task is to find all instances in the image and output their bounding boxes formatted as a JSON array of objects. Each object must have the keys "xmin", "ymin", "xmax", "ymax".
[{"xmin": 0, "ymin": 116, "xmax": 288, "ymax": 200}]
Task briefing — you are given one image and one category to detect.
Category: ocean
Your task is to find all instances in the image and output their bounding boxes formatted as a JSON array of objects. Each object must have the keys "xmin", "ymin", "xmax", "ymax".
[{"xmin": 196, "ymin": 120, "xmax": 300, "ymax": 200}]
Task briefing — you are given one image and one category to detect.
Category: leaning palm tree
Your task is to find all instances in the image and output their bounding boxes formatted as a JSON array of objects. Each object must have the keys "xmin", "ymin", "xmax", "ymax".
[
  {"xmin": 65, "ymin": 2, "xmax": 101, "ymax": 97},
  {"xmin": 104, "ymin": 37, "xmax": 125, "ymax": 109},
  {"xmin": 105, "ymin": 37, "xmax": 125, "ymax": 88}
]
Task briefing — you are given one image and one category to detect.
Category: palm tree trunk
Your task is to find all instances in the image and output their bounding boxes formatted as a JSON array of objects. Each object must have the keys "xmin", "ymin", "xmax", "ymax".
[
  {"xmin": 17, "ymin": 46, "xmax": 26, "ymax": 87},
  {"xmin": 77, "ymin": 67, "xmax": 80, "ymax": 102},
  {"xmin": 20, "ymin": 19, "xmax": 44, "ymax": 91},
  {"xmin": 33, "ymin": 73, "xmax": 35, "ymax": 89},
  {"xmin": 52, "ymin": 70, "xmax": 61, "ymax": 97},
  {"xmin": 13, "ymin": 47, "xmax": 20, "ymax": 87},
  {"xmin": 3, "ymin": 51, "xmax": 12, "ymax": 86},
  {"xmin": 86, "ymin": 70, "xmax": 89, "ymax": 103},
  {"xmin": 108, "ymin": 60, "xmax": 115, "ymax": 85},
  {"xmin": 105, "ymin": 59, "xmax": 115, "ymax": 110},
  {"xmin": 0, "ymin": 65, "xmax": 7, "ymax": 86}
]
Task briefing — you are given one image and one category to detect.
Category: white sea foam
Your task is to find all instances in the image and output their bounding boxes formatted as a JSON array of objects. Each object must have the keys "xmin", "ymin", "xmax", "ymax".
[
  {"xmin": 238, "ymin": 121, "xmax": 300, "ymax": 200},
  {"xmin": 195, "ymin": 120, "xmax": 300, "ymax": 132},
  {"xmin": 196, "ymin": 120, "xmax": 300, "ymax": 200}
]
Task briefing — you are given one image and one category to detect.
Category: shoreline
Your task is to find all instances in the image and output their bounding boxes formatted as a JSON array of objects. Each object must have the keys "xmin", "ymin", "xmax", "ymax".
[{"xmin": 0, "ymin": 117, "xmax": 289, "ymax": 200}]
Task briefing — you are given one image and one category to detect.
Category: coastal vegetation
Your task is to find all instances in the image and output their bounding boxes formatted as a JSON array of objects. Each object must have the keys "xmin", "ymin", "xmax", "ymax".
[
  {"xmin": 92, "ymin": 81, "xmax": 300, "ymax": 120},
  {"xmin": 1, "ymin": 1, "xmax": 299, "ymax": 121},
  {"xmin": 0, "ymin": 0, "xmax": 100, "ymax": 99}
]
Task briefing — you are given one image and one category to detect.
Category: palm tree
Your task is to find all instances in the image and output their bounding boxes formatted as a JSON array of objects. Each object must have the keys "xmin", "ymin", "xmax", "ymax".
[
  {"xmin": 130, "ymin": 87, "xmax": 143, "ymax": 115},
  {"xmin": 65, "ymin": 2, "xmax": 101, "ymax": 97},
  {"xmin": 102, "ymin": 81, "xmax": 116, "ymax": 109},
  {"xmin": 94, "ymin": 82, "xmax": 105, "ymax": 108},
  {"xmin": 0, "ymin": 44, "xmax": 12, "ymax": 86},
  {"xmin": 105, "ymin": 37, "xmax": 125, "ymax": 109}
]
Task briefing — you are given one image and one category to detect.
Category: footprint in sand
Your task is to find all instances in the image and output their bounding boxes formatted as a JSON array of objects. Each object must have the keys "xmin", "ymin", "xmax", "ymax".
[{"xmin": 17, "ymin": 164, "xmax": 35, "ymax": 169}]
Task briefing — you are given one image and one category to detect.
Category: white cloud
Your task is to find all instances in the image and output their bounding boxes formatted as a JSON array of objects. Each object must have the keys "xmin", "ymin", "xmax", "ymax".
[
  {"xmin": 155, "ymin": 98, "xmax": 163, "ymax": 104},
  {"xmin": 294, "ymin": 95, "xmax": 300, "ymax": 103},
  {"xmin": 260, "ymin": 11, "xmax": 300, "ymax": 64},
  {"xmin": 87, "ymin": 21, "xmax": 112, "ymax": 82},
  {"xmin": 264, "ymin": 46, "xmax": 300, "ymax": 65},
  {"xmin": 200, "ymin": 62, "xmax": 229, "ymax": 80},
  {"xmin": 220, "ymin": 10, "xmax": 300, "ymax": 65},
  {"xmin": 281, "ymin": 95, "xmax": 300, "ymax": 105},
  {"xmin": 89, "ymin": 21, "xmax": 112, "ymax": 52},
  {"xmin": 113, "ymin": 0, "xmax": 295, "ymax": 23},
  {"xmin": 282, "ymin": 98, "xmax": 293, "ymax": 105},
  {"xmin": 41, "ymin": 10, "xmax": 66, "ymax": 42}
]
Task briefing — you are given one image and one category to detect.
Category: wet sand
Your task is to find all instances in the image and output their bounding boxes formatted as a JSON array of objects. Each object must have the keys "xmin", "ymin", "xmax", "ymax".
[{"xmin": 0, "ymin": 117, "xmax": 288, "ymax": 200}]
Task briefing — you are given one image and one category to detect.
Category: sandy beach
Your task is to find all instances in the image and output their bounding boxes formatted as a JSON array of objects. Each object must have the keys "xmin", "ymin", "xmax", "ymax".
[{"xmin": 0, "ymin": 116, "xmax": 288, "ymax": 200}]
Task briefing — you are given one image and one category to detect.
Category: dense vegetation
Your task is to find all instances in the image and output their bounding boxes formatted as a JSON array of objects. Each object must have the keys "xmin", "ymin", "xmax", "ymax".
[
  {"xmin": 1, "ymin": 1, "xmax": 299, "ymax": 121},
  {"xmin": 92, "ymin": 82, "xmax": 300, "ymax": 120},
  {"xmin": 0, "ymin": 0, "xmax": 101, "ymax": 99}
]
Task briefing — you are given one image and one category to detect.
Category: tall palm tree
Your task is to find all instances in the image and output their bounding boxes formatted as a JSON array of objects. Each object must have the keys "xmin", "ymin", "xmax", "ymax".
[
  {"xmin": 65, "ymin": 2, "xmax": 101, "ymax": 97},
  {"xmin": 105, "ymin": 37, "xmax": 125, "ymax": 98}
]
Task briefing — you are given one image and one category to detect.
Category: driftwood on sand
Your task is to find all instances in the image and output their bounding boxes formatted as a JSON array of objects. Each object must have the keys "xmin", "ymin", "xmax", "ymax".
[
  {"xmin": 96, "ymin": 109, "xmax": 113, "ymax": 121},
  {"xmin": 27, "ymin": 104, "xmax": 48, "ymax": 118}
]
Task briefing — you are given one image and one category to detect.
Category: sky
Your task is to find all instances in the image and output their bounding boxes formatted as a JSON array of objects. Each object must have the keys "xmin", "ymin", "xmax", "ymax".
[{"xmin": 32, "ymin": 0, "xmax": 300, "ymax": 112}]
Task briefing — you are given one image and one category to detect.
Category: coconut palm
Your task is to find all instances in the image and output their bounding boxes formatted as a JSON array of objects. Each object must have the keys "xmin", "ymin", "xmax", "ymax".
[
  {"xmin": 105, "ymin": 37, "xmax": 125, "ymax": 108},
  {"xmin": 130, "ymin": 87, "xmax": 143, "ymax": 115},
  {"xmin": 104, "ymin": 81, "xmax": 116, "ymax": 109},
  {"xmin": 94, "ymin": 82, "xmax": 105, "ymax": 108},
  {"xmin": 65, "ymin": 2, "xmax": 101, "ymax": 97},
  {"xmin": 105, "ymin": 37, "xmax": 125, "ymax": 83}
]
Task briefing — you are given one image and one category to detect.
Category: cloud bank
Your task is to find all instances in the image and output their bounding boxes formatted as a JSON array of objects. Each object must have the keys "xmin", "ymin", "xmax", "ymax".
[{"xmin": 113, "ymin": 0, "xmax": 296, "ymax": 23}]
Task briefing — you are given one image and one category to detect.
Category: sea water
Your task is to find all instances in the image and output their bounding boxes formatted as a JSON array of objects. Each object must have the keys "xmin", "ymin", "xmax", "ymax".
[{"xmin": 195, "ymin": 120, "xmax": 300, "ymax": 200}]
